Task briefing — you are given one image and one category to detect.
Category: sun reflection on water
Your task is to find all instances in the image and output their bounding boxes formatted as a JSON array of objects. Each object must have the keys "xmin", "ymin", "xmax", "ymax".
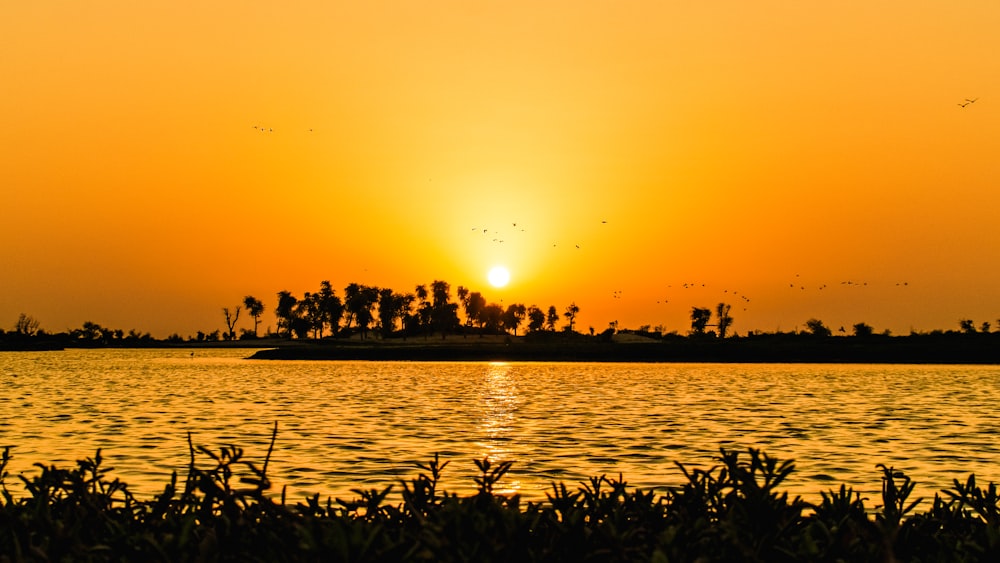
[{"xmin": 477, "ymin": 362, "xmax": 522, "ymax": 495}]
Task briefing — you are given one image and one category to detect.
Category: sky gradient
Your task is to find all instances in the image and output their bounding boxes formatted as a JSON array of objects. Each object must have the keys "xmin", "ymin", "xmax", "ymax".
[{"xmin": 3, "ymin": 1, "xmax": 998, "ymax": 337}]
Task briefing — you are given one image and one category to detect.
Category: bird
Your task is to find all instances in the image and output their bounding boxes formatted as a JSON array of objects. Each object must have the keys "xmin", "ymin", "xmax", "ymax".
[{"xmin": 958, "ymin": 98, "xmax": 978, "ymax": 108}]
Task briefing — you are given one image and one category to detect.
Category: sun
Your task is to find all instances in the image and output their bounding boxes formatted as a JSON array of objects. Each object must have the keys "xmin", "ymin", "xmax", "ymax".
[{"xmin": 487, "ymin": 266, "xmax": 511, "ymax": 288}]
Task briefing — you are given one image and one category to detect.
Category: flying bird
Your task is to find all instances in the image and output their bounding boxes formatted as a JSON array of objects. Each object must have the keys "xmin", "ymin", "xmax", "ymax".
[{"xmin": 958, "ymin": 98, "xmax": 978, "ymax": 108}]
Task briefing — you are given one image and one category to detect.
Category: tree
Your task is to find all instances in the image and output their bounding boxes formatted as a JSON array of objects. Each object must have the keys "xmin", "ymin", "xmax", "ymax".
[
  {"xmin": 343, "ymin": 283, "xmax": 362, "ymax": 330},
  {"xmin": 415, "ymin": 284, "xmax": 432, "ymax": 338},
  {"xmin": 715, "ymin": 303, "xmax": 733, "ymax": 339},
  {"xmin": 502, "ymin": 303, "xmax": 527, "ymax": 335},
  {"xmin": 275, "ymin": 291, "xmax": 298, "ymax": 338},
  {"xmin": 456, "ymin": 286, "xmax": 470, "ymax": 330},
  {"xmin": 345, "ymin": 284, "xmax": 380, "ymax": 339},
  {"xmin": 294, "ymin": 292, "xmax": 325, "ymax": 339},
  {"xmin": 430, "ymin": 280, "xmax": 460, "ymax": 338},
  {"xmin": 242, "ymin": 296, "xmax": 264, "ymax": 337},
  {"xmin": 852, "ymin": 322, "xmax": 874, "ymax": 337},
  {"xmin": 527, "ymin": 306, "xmax": 545, "ymax": 333},
  {"xmin": 805, "ymin": 318, "xmax": 832, "ymax": 337},
  {"xmin": 222, "ymin": 306, "xmax": 241, "ymax": 340},
  {"xmin": 14, "ymin": 313, "xmax": 40, "ymax": 336},
  {"xmin": 317, "ymin": 281, "xmax": 343, "ymax": 337},
  {"xmin": 546, "ymin": 306, "xmax": 559, "ymax": 331},
  {"xmin": 464, "ymin": 292, "xmax": 487, "ymax": 332},
  {"xmin": 689, "ymin": 307, "xmax": 712, "ymax": 335},
  {"xmin": 563, "ymin": 302, "xmax": 580, "ymax": 332},
  {"xmin": 959, "ymin": 319, "xmax": 976, "ymax": 334},
  {"xmin": 480, "ymin": 303, "xmax": 504, "ymax": 334},
  {"xmin": 378, "ymin": 288, "xmax": 411, "ymax": 338}
]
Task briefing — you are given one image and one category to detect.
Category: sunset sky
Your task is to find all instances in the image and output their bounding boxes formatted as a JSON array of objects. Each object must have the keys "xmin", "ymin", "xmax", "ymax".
[{"xmin": 3, "ymin": 1, "xmax": 998, "ymax": 338}]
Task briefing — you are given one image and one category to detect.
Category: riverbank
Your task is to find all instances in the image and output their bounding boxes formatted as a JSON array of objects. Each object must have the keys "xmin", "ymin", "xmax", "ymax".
[{"xmin": 248, "ymin": 332, "xmax": 1000, "ymax": 364}]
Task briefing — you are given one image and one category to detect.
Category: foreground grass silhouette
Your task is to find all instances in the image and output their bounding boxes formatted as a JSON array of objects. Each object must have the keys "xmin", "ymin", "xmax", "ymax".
[{"xmin": 2, "ymin": 425, "xmax": 999, "ymax": 561}]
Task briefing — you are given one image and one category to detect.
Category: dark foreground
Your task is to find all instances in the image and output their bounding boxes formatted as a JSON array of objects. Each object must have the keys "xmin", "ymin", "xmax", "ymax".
[
  {"xmin": 2, "ymin": 428, "xmax": 999, "ymax": 562},
  {"xmin": 248, "ymin": 332, "xmax": 1000, "ymax": 363}
]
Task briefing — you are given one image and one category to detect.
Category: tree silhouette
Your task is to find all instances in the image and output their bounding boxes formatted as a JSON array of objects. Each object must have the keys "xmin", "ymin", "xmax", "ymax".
[
  {"xmin": 294, "ymin": 292, "xmax": 327, "ymax": 339},
  {"xmin": 242, "ymin": 296, "xmax": 264, "ymax": 337},
  {"xmin": 275, "ymin": 291, "xmax": 297, "ymax": 338},
  {"xmin": 465, "ymin": 292, "xmax": 487, "ymax": 333},
  {"xmin": 689, "ymin": 307, "xmax": 711, "ymax": 335},
  {"xmin": 546, "ymin": 306, "xmax": 559, "ymax": 331},
  {"xmin": 317, "ymin": 281, "xmax": 343, "ymax": 337},
  {"xmin": 14, "ymin": 313, "xmax": 40, "ymax": 336},
  {"xmin": 480, "ymin": 303, "xmax": 504, "ymax": 334},
  {"xmin": 958, "ymin": 319, "xmax": 976, "ymax": 334},
  {"xmin": 502, "ymin": 303, "xmax": 527, "ymax": 335},
  {"xmin": 414, "ymin": 284, "xmax": 432, "ymax": 339},
  {"xmin": 456, "ymin": 285, "xmax": 470, "ymax": 336},
  {"xmin": 345, "ymin": 284, "xmax": 379, "ymax": 339},
  {"xmin": 852, "ymin": 322, "xmax": 874, "ymax": 337},
  {"xmin": 563, "ymin": 302, "xmax": 580, "ymax": 332},
  {"xmin": 527, "ymin": 306, "xmax": 545, "ymax": 333},
  {"xmin": 378, "ymin": 288, "xmax": 411, "ymax": 338},
  {"xmin": 430, "ymin": 280, "xmax": 460, "ymax": 338},
  {"xmin": 715, "ymin": 302, "xmax": 733, "ymax": 338},
  {"xmin": 222, "ymin": 306, "xmax": 241, "ymax": 340},
  {"xmin": 343, "ymin": 283, "xmax": 362, "ymax": 330},
  {"xmin": 805, "ymin": 318, "xmax": 832, "ymax": 337}
]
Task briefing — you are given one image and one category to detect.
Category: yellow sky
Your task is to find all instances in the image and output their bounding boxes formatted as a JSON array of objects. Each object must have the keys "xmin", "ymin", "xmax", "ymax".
[{"xmin": 2, "ymin": 1, "xmax": 998, "ymax": 337}]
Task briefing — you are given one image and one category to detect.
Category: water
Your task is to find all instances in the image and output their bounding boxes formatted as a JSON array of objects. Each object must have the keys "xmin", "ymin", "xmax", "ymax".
[{"xmin": 2, "ymin": 348, "xmax": 999, "ymax": 506}]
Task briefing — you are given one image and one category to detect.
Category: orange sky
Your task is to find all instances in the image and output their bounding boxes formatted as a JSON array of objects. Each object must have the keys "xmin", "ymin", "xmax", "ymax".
[{"xmin": 2, "ymin": 1, "xmax": 999, "ymax": 338}]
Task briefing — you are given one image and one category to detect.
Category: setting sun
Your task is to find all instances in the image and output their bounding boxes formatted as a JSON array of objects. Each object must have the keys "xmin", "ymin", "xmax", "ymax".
[{"xmin": 488, "ymin": 266, "xmax": 511, "ymax": 288}]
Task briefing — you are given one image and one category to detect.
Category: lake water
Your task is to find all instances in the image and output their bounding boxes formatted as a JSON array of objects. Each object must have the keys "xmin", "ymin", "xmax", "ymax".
[{"xmin": 2, "ymin": 348, "xmax": 999, "ymax": 507}]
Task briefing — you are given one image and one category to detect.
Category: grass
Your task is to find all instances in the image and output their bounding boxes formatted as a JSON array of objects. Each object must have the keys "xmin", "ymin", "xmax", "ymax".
[{"xmin": 2, "ymin": 424, "xmax": 999, "ymax": 561}]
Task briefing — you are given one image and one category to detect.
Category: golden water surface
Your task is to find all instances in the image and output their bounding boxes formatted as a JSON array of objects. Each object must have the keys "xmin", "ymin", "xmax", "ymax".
[{"xmin": 2, "ymin": 349, "xmax": 999, "ymax": 506}]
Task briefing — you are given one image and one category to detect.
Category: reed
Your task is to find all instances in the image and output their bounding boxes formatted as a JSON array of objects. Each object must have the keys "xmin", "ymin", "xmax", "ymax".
[{"xmin": 1, "ymin": 426, "xmax": 999, "ymax": 561}]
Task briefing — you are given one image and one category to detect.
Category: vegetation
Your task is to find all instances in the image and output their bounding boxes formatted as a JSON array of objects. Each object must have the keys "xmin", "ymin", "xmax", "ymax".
[
  {"xmin": 2, "ymin": 429, "xmax": 999, "ymax": 561},
  {"xmin": 4, "ymin": 279, "xmax": 1000, "ymax": 363}
]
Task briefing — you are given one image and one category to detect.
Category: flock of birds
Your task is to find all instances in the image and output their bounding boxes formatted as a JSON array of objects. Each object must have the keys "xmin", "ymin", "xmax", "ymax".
[
  {"xmin": 246, "ymin": 118, "xmax": 939, "ymax": 323},
  {"xmin": 465, "ymin": 218, "xmax": 915, "ymax": 317},
  {"xmin": 470, "ymin": 219, "xmax": 608, "ymax": 251}
]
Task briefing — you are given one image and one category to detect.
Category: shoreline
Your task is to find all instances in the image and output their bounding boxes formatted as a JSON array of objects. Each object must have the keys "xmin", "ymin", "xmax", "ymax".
[
  {"xmin": 5, "ymin": 333, "xmax": 999, "ymax": 364},
  {"xmin": 247, "ymin": 333, "xmax": 1000, "ymax": 364}
]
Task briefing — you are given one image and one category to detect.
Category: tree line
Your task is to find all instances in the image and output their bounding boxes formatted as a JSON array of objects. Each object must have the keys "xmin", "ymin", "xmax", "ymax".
[
  {"xmin": 229, "ymin": 280, "xmax": 582, "ymax": 341},
  {"xmin": 4, "ymin": 290, "xmax": 998, "ymax": 346}
]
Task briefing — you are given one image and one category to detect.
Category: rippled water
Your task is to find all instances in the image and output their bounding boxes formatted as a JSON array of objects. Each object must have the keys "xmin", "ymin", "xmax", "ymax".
[{"xmin": 2, "ymin": 348, "xmax": 999, "ymax": 506}]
